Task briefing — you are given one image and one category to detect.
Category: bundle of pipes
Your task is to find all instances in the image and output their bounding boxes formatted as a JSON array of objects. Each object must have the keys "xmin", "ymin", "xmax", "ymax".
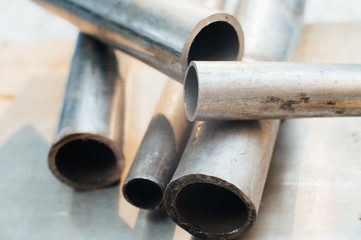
[
  {"xmin": 164, "ymin": 0, "xmax": 306, "ymax": 239},
  {"xmin": 36, "ymin": 0, "xmax": 361, "ymax": 239},
  {"xmin": 48, "ymin": 33, "xmax": 125, "ymax": 190},
  {"xmin": 42, "ymin": 0, "xmax": 244, "ymax": 190}
]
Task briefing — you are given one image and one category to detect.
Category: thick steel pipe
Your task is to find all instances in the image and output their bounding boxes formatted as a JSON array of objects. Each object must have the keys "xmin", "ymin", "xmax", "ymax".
[
  {"xmin": 185, "ymin": 61, "xmax": 361, "ymax": 120},
  {"xmin": 164, "ymin": 0, "xmax": 305, "ymax": 239},
  {"xmin": 48, "ymin": 33, "xmax": 125, "ymax": 190},
  {"xmin": 32, "ymin": 0, "xmax": 243, "ymax": 82},
  {"xmin": 123, "ymin": 80, "xmax": 192, "ymax": 209},
  {"xmin": 164, "ymin": 120, "xmax": 280, "ymax": 239}
]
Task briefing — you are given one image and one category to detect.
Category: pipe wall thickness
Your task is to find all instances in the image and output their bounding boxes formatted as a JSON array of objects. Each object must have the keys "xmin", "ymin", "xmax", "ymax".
[
  {"xmin": 185, "ymin": 61, "xmax": 361, "ymax": 120},
  {"xmin": 123, "ymin": 80, "xmax": 192, "ymax": 209},
  {"xmin": 164, "ymin": 0, "xmax": 306, "ymax": 239},
  {"xmin": 48, "ymin": 33, "xmax": 125, "ymax": 190},
  {"xmin": 33, "ymin": 0, "xmax": 243, "ymax": 82}
]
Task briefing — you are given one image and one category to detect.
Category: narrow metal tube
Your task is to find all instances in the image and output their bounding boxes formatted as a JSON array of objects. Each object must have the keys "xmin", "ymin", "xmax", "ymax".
[
  {"xmin": 48, "ymin": 33, "xmax": 125, "ymax": 190},
  {"xmin": 185, "ymin": 61, "xmax": 361, "ymax": 120},
  {"xmin": 32, "ymin": 0, "xmax": 244, "ymax": 82},
  {"xmin": 123, "ymin": 80, "xmax": 192, "ymax": 210},
  {"xmin": 164, "ymin": 0, "xmax": 305, "ymax": 239}
]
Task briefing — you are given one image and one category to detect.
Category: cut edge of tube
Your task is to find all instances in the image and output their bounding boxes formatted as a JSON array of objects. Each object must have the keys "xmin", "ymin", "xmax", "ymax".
[
  {"xmin": 184, "ymin": 63, "xmax": 199, "ymax": 122},
  {"xmin": 164, "ymin": 174, "xmax": 257, "ymax": 239},
  {"xmin": 123, "ymin": 177, "xmax": 164, "ymax": 210},
  {"xmin": 48, "ymin": 133, "xmax": 124, "ymax": 190},
  {"xmin": 181, "ymin": 13, "xmax": 244, "ymax": 79}
]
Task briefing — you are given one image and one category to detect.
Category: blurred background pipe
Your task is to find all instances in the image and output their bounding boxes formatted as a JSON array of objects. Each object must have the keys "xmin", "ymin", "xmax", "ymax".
[
  {"xmin": 184, "ymin": 61, "xmax": 361, "ymax": 120},
  {"xmin": 234, "ymin": 0, "xmax": 305, "ymax": 61},
  {"xmin": 123, "ymin": 79, "xmax": 192, "ymax": 210},
  {"xmin": 164, "ymin": 0, "xmax": 306, "ymax": 239},
  {"xmin": 32, "ymin": 0, "xmax": 243, "ymax": 82},
  {"xmin": 202, "ymin": 0, "xmax": 225, "ymax": 10},
  {"xmin": 48, "ymin": 33, "xmax": 125, "ymax": 190}
]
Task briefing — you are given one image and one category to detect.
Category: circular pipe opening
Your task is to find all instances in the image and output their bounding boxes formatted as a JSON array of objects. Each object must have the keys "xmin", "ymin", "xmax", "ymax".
[
  {"xmin": 184, "ymin": 65, "xmax": 199, "ymax": 121},
  {"xmin": 124, "ymin": 179, "xmax": 163, "ymax": 209},
  {"xmin": 188, "ymin": 21, "xmax": 240, "ymax": 64},
  {"xmin": 55, "ymin": 139, "xmax": 117, "ymax": 185},
  {"xmin": 175, "ymin": 183, "xmax": 248, "ymax": 234}
]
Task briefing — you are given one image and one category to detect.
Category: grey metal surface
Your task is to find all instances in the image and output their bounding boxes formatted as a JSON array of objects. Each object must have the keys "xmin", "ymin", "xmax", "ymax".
[
  {"xmin": 184, "ymin": 61, "xmax": 361, "ymax": 120},
  {"xmin": 234, "ymin": 0, "xmax": 305, "ymax": 62},
  {"xmin": 32, "ymin": 0, "xmax": 243, "ymax": 82},
  {"xmin": 123, "ymin": 80, "xmax": 192, "ymax": 210},
  {"xmin": 48, "ymin": 33, "xmax": 125, "ymax": 190},
  {"xmin": 164, "ymin": 0, "xmax": 305, "ymax": 239}
]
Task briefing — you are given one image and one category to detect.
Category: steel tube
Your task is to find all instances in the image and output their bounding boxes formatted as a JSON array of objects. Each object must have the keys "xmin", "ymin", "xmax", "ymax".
[
  {"xmin": 123, "ymin": 80, "xmax": 192, "ymax": 209},
  {"xmin": 32, "ymin": 0, "xmax": 243, "ymax": 82},
  {"xmin": 234, "ymin": 0, "xmax": 304, "ymax": 61},
  {"xmin": 164, "ymin": 120, "xmax": 280, "ymax": 239},
  {"xmin": 185, "ymin": 61, "xmax": 361, "ymax": 120},
  {"xmin": 164, "ymin": 0, "xmax": 305, "ymax": 239},
  {"xmin": 48, "ymin": 33, "xmax": 125, "ymax": 190}
]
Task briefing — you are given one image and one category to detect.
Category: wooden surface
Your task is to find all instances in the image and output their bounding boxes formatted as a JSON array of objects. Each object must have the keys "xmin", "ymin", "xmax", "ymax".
[{"xmin": 0, "ymin": 23, "xmax": 361, "ymax": 239}]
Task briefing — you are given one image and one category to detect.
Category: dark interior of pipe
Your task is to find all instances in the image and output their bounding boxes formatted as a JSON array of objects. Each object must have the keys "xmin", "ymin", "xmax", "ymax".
[
  {"xmin": 184, "ymin": 65, "xmax": 198, "ymax": 120},
  {"xmin": 175, "ymin": 183, "xmax": 248, "ymax": 234},
  {"xmin": 55, "ymin": 139, "xmax": 117, "ymax": 184},
  {"xmin": 188, "ymin": 21, "xmax": 240, "ymax": 64},
  {"xmin": 124, "ymin": 179, "xmax": 163, "ymax": 209}
]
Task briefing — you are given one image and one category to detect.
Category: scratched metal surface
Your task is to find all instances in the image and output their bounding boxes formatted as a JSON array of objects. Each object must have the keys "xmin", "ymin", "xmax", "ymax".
[{"xmin": 1, "ymin": 7, "xmax": 361, "ymax": 240}]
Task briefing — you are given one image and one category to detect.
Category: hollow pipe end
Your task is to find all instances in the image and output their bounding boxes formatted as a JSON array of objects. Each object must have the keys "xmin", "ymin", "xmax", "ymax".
[
  {"xmin": 181, "ymin": 13, "xmax": 244, "ymax": 81},
  {"xmin": 164, "ymin": 174, "xmax": 257, "ymax": 239},
  {"xmin": 122, "ymin": 178, "xmax": 164, "ymax": 210},
  {"xmin": 48, "ymin": 133, "xmax": 124, "ymax": 190},
  {"xmin": 184, "ymin": 62, "xmax": 199, "ymax": 122}
]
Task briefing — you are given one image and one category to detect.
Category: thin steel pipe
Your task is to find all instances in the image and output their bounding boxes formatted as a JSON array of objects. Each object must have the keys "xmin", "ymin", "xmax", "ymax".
[
  {"xmin": 164, "ymin": 0, "xmax": 305, "ymax": 239},
  {"xmin": 32, "ymin": 0, "xmax": 243, "ymax": 82},
  {"xmin": 184, "ymin": 61, "xmax": 361, "ymax": 120},
  {"xmin": 48, "ymin": 33, "xmax": 125, "ymax": 190},
  {"xmin": 123, "ymin": 80, "xmax": 192, "ymax": 210}
]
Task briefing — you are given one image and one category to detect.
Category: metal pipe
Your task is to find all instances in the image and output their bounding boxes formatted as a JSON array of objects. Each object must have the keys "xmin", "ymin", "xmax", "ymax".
[
  {"xmin": 234, "ymin": 0, "xmax": 305, "ymax": 61},
  {"xmin": 32, "ymin": 0, "xmax": 244, "ymax": 82},
  {"xmin": 48, "ymin": 33, "xmax": 125, "ymax": 190},
  {"xmin": 184, "ymin": 61, "xmax": 361, "ymax": 120},
  {"xmin": 164, "ymin": 0, "xmax": 305, "ymax": 239},
  {"xmin": 123, "ymin": 79, "xmax": 192, "ymax": 210},
  {"xmin": 164, "ymin": 120, "xmax": 280, "ymax": 239}
]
